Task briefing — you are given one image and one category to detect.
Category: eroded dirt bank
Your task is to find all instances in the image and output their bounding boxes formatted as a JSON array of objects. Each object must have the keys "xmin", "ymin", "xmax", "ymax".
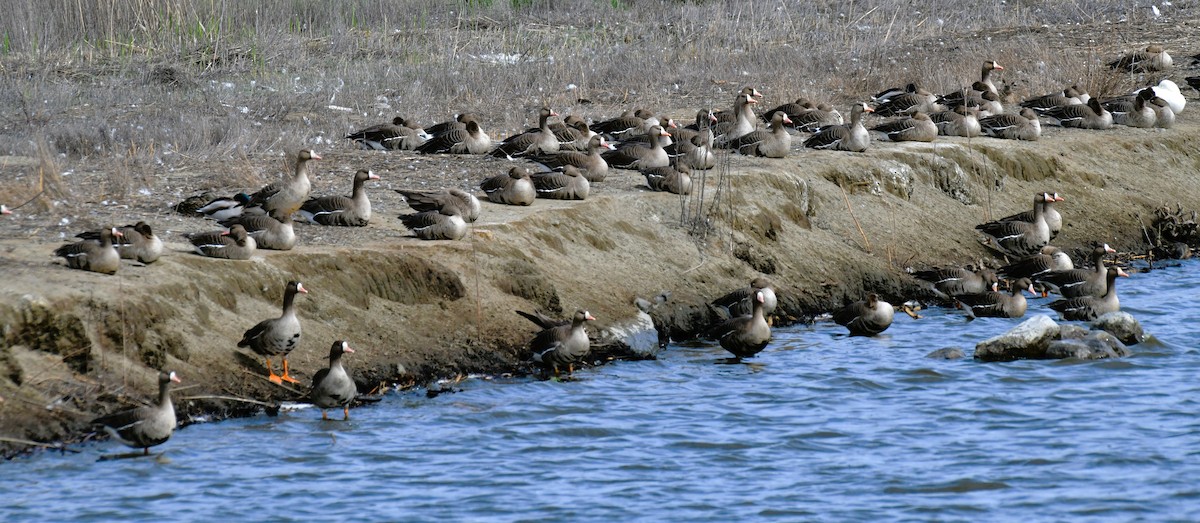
[{"xmin": 2, "ymin": 118, "xmax": 1199, "ymax": 456}]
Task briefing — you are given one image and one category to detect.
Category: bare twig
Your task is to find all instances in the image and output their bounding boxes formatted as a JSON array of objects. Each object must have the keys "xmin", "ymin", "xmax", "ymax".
[{"xmin": 839, "ymin": 182, "xmax": 872, "ymax": 253}]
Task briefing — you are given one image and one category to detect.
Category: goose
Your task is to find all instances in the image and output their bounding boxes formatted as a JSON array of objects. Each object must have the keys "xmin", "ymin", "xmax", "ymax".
[
  {"xmin": 553, "ymin": 120, "xmax": 596, "ymax": 151},
  {"xmin": 711, "ymin": 278, "xmax": 779, "ymax": 318},
  {"xmin": 1148, "ymin": 96, "xmax": 1176, "ymax": 128},
  {"xmin": 76, "ymin": 222, "xmax": 162, "ymax": 264},
  {"xmin": 804, "ymin": 103, "xmax": 873, "ymax": 152},
  {"xmin": 956, "ymin": 278, "xmax": 1035, "ymax": 319},
  {"xmin": 1048, "ymin": 267, "xmax": 1129, "ymax": 320},
  {"xmin": 998, "ymin": 192, "xmax": 1064, "ymax": 239},
  {"xmin": 396, "ymin": 188, "xmax": 481, "ymax": 223},
  {"xmin": 641, "ymin": 163, "xmax": 692, "ymax": 195},
  {"xmin": 590, "ymin": 109, "xmax": 653, "ymax": 139},
  {"xmin": 310, "ymin": 340, "xmax": 357, "ymax": 421},
  {"xmin": 668, "ymin": 109, "xmax": 716, "ymax": 146},
  {"xmin": 1137, "ymin": 79, "xmax": 1185, "ymax": 115},
  {"xmin": 528, "ymin": 135, "xmax": 615, "ymax": 182},
  {"xmin": 930, "ymin": 105, "xmax": 982, "ymax": 137},
  {"xmin": 670, "ymin": 110, "xmax": 716, "ymax": 170},
  {"xmin": 415, "ymin": 119, "xmax": 493, "ymax": 154},
  {"xmin": 713, "ymin": 93, "xmax": 759, "ymax": 146},
  {"xmin": 530, "ymin": 165, "xmax": 590, "ymax": 200},
  {"xmin": 790, "ymin": 103, "xmax": 843, "ymax": 132},
  {"xmin": 186, "ymin": 224, "xmax": 257, "ymax": 260},
  {"xmin": 91, "ymin": 371, "xmax": 180, "ymax": 455},
  {"xmin": 54, "ymin": 228, "xmax": 122, "ymax": 274},
  {"xmin": 238, "ymin": 280, "xmax": 308, "ymax": 384},
  {"xmin": 1104, "ymin": 89, "xmax": 1158, "ymax": 128},
  {"xmin": 245, "ymin": 149, "xmax": 321, "ymax": 216},
  {"xmin": 714, "ymin": 86, "xmax": 764, "ymax": 124},
  {"xmin": 602, "ymin": 125, "xmax": 672, "ymax": 170},
  {"xmin": 1108, "ymin": 44, "xmax": 1173, "ymax": 72},
  {"xmin": 480, "ymin": 166, "xmax": 537, "ymax": 206},
  {"xmin": 873, "ymin": 84, "xmax": 940, "ymax": 117},
  {"xmin": 705, "ymin": 290, "xmax": 771, "ymax": 360},
  {"xmin": 870, "ymin": 111, "xmax": 938, "ymax": 142},
  {"xmin": 1036, "ymin": 244, "xmax": 1118, "ymax": 298},
  {"xmin": 1021, "ymin": 86, "xmax": 1086, "ymax": 114},
  {"xmin": 975, "ymin": 193, "xmax": 1054, "ymax": 257},
  {"xmin": 425, "ymin": 113, "xmax": 478, "ymax": 136},
  {"xmin": 939, "ymin": 61, "xmax": 1004, "ymax": 105},
  {"xmin": 911, "ymin": 266, "xmax": 999, "ymax": 299},
  {"xmin": 1042, "ymin": 98, "xmax": 1113, "ymax": 129},
  {"xmin": 399, "ymin": 207, "xmax": 468, "ymax": 240},
  {"xmin": 490, "ymin": 107, "xmax": 561, "ymax": 158},
  {"xmin": 299, "ymin": 169, "xmax": 379, "ymax": 226},
  {"xmin": 833, "ymin": 293, "xmax": 894, "ymax": 336},
  {"xmin": 998, "ymin": 245, "xmax": 1075, "ymax": 281},
  {"xmin": 762, "ymin": 97, "xmax": 812, "ymax": 123},
  {"xmin": 979, "ymin": 107, "xmax": 1041, "ymax": 141},
  {"xmin": 219, "ymin": 211, "xmax": 296, "ymax": 250},
  {"xmin": 731, "ymin": 112, "xmax": 793, "ymax": 157},
  {"xmin": 195, "ymin": 193, "xmax": 252, "ymax": 221},
  {"xmin": 523, "ymin": 308, "xmax": 595, "ymax": 378},
  {"xmin": 344, "ymin": 116, "xmax": 428, "ymax": 150}
]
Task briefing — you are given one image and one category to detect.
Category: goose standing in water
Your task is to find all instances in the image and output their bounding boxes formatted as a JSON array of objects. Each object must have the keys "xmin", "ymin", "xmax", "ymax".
[
  {"xmin": 311, "ymin": 340, "xmax": 358, "ymax": 421},
  {"xmin": 91, "ymin": 371, "xmax": 180, "ymax": 455}
]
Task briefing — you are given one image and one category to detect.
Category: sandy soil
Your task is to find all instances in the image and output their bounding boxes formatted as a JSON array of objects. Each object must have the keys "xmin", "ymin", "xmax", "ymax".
[{"xmin": 2, "ymin": 38, "xmax": 1199, "ymax": 455}]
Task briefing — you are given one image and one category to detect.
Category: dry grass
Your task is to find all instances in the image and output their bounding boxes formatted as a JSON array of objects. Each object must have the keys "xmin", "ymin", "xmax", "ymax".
[{"xmin": 0, "ymin": 0, "xmax": 1192, "ymax": 180}]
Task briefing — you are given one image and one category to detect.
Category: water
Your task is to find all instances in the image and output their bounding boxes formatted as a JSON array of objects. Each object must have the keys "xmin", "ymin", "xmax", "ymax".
[{"xmin": 4, "ymin": 261, "xmax": 1200, "ymax": 522}]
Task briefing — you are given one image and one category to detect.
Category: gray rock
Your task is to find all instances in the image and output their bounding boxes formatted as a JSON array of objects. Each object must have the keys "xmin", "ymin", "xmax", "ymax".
[
  {"xmin": 1044, "ymin": 331, "xmax": 1129, "ymax": 360},
  {"xmin": 1056, "ymin": 324, "xmax": 1089, "ymax": 340},
  {"xmin": 974, "ymin": 315, "xmax": 1060, "ymax": 362},
  {"xmin": 1046, "ymin": 339, "xmax": 1097, "ymax": 359},
  {"xmin": 1083, "ymin": 330, "xmax": 1130, "ymax": 357},
  {"xmin": 926, "ymin": 347, "xmax": 965, "ymax": 359},
  {"xmin": 1091, "ymin": 311, "xmax": 1144, "ymax": 345}
]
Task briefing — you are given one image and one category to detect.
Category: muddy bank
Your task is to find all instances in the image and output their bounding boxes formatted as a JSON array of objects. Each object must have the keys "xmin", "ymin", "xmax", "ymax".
[{"xmin": 2, "ymin": 117, "xmax": 1199, "ymax": 457}]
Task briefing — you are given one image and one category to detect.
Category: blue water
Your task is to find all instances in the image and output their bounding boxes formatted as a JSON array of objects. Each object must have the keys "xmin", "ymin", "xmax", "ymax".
[{"xmin": 3, "ymin": 261, "xmax": 1199, "ymax": 522}]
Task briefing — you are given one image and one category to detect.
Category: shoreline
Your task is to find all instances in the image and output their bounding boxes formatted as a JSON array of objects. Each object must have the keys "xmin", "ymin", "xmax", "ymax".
[{"xmin": 2, "ymin": 117, "xmax": 1199, "ymax": 458}]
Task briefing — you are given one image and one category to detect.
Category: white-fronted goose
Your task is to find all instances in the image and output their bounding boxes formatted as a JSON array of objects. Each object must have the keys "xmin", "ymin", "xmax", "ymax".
[
  {"xmin": 480, "ymin": 166, "xmax": 536, "ymax": 206},
  {"xmin": 425, "ymin": 113, "xmax": 477, "ymax": 136},
  {"xmin": 669, "ymin": 109, "xmax": 715, "ymax": 146},
  {"xmin": 524, "ymin": 308, "xmax": 595, "ymax": 378},
  {"xmin": 396, "ymin": 188, "xmax": 481, "ymax": 223},
  {"xmin": 196, "ymin": 193, "xmax": 252, "ymax": 221},
  {"xmin": 930, "ymin": 106, "xmax": 982, "ymax": 137},
  {"xmin": 912, "ymin": 266, "xmax": 999, "ymax": 299},
  {"xmin": 712, "ymin": 278, "xmax": 779, "ymax": 318},
  {"xmin": 731, "ymin": 112, "xmax": 793, "ymax": 157},
  {"xmin": 54, "ymin": 227, "xmax": 122, "ymax": 274},
  {"xmin": 591, "ymin": 109, "xmax": 650, "ymax": 139},
  {"xmin": 528, "ymin": 135, "xmax": 615, "ymax": 182},
  {"xmin": 1144, "ymin": 79, "xmax": 1185, "ymax": 114},
  {"xmin": 762, "ymin": 98, "xmax": 812, "ymax": 123},
  {"xmin": 1109, "ymin": 44, "xmax": 1173, "ymax": 72},
  {"xmin": 979, "ymin": 108, "xmax": 1041, "ymax": 141},
  {"xmin": 239, "ymin": 281, "xmax": 308, "ymax": 384},
  {"xmin": 1048, "ymin": 267, "xmax": 1129, "ymax": 320},
  {"xmin": 977, "ymin": 60, "xmax": 1004, "ymax": 95},
  {"xmin": 490, "ymin": 107, "xmax": 561, "ymax": 158},
  {"xmin": 671, "ymin": 110, "xmax": 716, "ymax": 170},
  {"xmin": 77, "ymin": 222, "xmax": 162, "ymax": 264},
  {"xmin": 1104, "ymin": 89, "xmax": 1158, "ymax": 128},
  {"xmin": 871, "ymin": 111, "xmax": 938, "ymax": 142},
  {"xmin": 804, "ymin": 103, "xmax": 873, "ymax": 152},
  {"xmin": 345, "ymin": 116, "xmax": 427, "ymax": 151},
  {"xmin": 873, "ymin": 84, "xmax": 940, "ymax": 117},
  {"xmin": 956, "ymin": 278, "xmax": 1034, "ymax": 319},
  {"xmin": 833, "ymin": 293, "xmax": 894, "ymax": 336},
  {"xmin": 968, "ymin": 90, "xmax": 1005, "ymax": 117},
  {"xmin": 1036, "ymin": 244, "xmax": 1117, "ymax": 298},
  {"xmin": 998, "ymin": 245, "xmax": 1075, "ymax": 281},
  {"xmin": 999, "ymin": 192, "xmax": 1064, "ymax": 239},
  {"xmin": 416, "ymin": 119, "xmax": 493, "ymax": 154},
  {"xmin": 1043, "ymin": 98, "xmax": 1113, "ymax": 129},
  {"xmin": 1021, "ymin": 86, "xmax": 1086, "ymax": 114},
  {"xmin": 938, "ymin": 61, "xmax": 1004, "ymax": 105},
  {"xmin": 791, "ymin": 103, "xmax": 843, "ymax": 132},
  {"xmin": 245, "ymin": 149, "xmax": 321, "ymax": 217},
  {"xmin": 399, "ymin": 207, "xmax": 468, "ymax": 240},
  {"xmin": 714, "ymin": 86, "xmax": 764, "ymax": 124},
  {"xmin": 706, "ymin": 290, "xmax": 771, "ymax": 360},
  {"xmin": 187, "ymin": 224, "xmax": 256, "ymax": 260},
  {"xmin": 91, "ymin": 371, "xmax": 180, "ymax": 455},
  {"xmin": 641, "ymin": 163, "xmax": 692, "ymax": 195},
  {"xmin": 602, "ymin": 125, "xmax": 672, "ymax": 170},
  {"xmin": 554, "ymin": 120, "xmax": 595, "ymax": 150},
  {"xmin": 713, "ymin": 93, "xmax": 759, "ymax": 146},
  {"xmin": 219, "ymin": 212, "xmax": 296, "ymax": 250},
  {"xmin": 531, "ymin": 165, "xmax": 590, "ymax": 200},
  {"xmin": 1149, "ymin": 96, "xmax": 1176, "ymax": 128},
  {"xmin": 310, "ymin": 340, "xmax": 357, "ymax": 421},
  {"xmin": 975, "ymin": 193, "xmax": 1054, "ymax": 257},
  {"xmin": 299, "ymin": 169, "xmax": 379, "ymax": 227}
]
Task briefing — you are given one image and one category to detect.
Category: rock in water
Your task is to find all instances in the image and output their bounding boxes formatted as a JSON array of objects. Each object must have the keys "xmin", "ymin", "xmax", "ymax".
[
  {"xmin": 1045, "ymin": 331, "xmax": 1129, "ymax": 360},
  {"xmin": 973, "ymin": 315, "xmax": 1059, "ymax": 362},
  {"xmin": 926, "ymin": 347, "xmax": 965, "ymax": 359},
  {"xmin": 1091, "ymin": 311, "xmax": 1144, "ymax": 345}
]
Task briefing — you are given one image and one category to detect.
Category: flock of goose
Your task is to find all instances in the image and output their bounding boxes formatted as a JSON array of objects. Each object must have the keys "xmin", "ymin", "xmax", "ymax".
[{"xmin": 13, "ymin": 45, "xmax": 1193, "ymax": 456}]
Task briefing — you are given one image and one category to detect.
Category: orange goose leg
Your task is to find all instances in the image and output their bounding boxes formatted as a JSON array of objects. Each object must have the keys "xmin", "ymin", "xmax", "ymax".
[
  {"xmin": 278, "ymin": 357, "xmax": 301, "ymax": 384},
  {"xmin": 264, "ymin": 357, "xmax": 284, "ymax": 384},
  {"xmin": 343, "ymin": 406, "xmax": 351, "ymax": 421}
]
